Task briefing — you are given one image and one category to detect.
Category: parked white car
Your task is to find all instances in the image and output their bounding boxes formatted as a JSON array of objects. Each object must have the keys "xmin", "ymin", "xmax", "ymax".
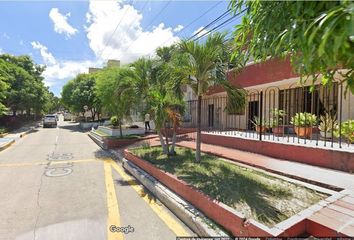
[{"xmin": 43, "ymin": 114, "xmax": 57, "ymax": 128}]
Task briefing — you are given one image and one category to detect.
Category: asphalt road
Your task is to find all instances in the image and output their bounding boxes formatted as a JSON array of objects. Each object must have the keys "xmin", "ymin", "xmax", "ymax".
[{"xmin": 0, "ymin": 116, "xmax": 194, "ymax": 240}]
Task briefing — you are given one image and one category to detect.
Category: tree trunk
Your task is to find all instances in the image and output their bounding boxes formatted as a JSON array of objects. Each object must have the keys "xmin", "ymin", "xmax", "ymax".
[
  {"xmin": 119, "ymin": 122, "xmax": 123, "ymax": 138},
  {"xmin": 91, "ymin": 109, "xmax": 95, "ymax": 121},
  {"xmin": 195, "ymin": 95, "xmax": 202, "ymax": 163},
  {"xmin": 158, "ymin": 130, "xmax": 168, "ymax": 154},
  {"xmin": 170, "ymin": 130, "xmax": 177, "ymax": 155},
  {"xmin": 164, "ymin": 125, "xmax": 170, "ymax": 155}
]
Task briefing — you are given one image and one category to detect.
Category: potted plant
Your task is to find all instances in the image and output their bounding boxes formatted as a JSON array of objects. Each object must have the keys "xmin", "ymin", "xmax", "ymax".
[
  {"xmin": 270, "ymin": 108, "xmax": 286, "ymax": 135},
  {"xmin": 290, "ymin": 112, "xmax": 317, "ymax": 138},
  {"xmin": 318, "ymin": 113, "xmax": 338, "ymax": 139},
  {"xmin": 334, "ymin": 120, "xmax": 354, "ymax": 144},
  {"xmin": 251, "ymin": 117, "xmax": 268, "ymax": 133}
]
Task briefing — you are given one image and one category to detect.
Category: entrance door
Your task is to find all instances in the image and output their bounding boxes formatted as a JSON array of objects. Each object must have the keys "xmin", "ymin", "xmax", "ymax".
[
  {"xmin": 208, "ymin": 104, "xmax": 214, "ymax": 128},
  {"xmin": 248, "ymin": 101, "xmax": 259, "ymax": 130}
]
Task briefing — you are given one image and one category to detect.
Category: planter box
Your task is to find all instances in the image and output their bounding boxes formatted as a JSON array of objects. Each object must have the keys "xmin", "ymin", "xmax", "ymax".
[
  {"xmin": 124, "ymin": 150, "xmax": 336, "ymax": 237},
  {"xmin": 79, "ymin": 122, "xmax": 102, "ymax": 130},
  {"xmin": 103, "ymin": 137, "xmax": 140, "ymax": 149},
  {"xmin": 97, "ymin": 126, "xmax": 145, "ymax": 137}
]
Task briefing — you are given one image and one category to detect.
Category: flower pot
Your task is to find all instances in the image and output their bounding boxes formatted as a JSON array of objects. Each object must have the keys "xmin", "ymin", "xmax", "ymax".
[
  {"xmin": 272, "ymin": 126, "xmax": 284, "ymax": 136},
  {"xmin": 294, "ymin": 126, "xmax": 313, "ymax": 139},
  {"xmin": 320, "ymin": 131, "xmax": 333, "ymax": 139},
  {"xmin": 256, "ymin": 126, "xmax": 267, "ymax": 133}
]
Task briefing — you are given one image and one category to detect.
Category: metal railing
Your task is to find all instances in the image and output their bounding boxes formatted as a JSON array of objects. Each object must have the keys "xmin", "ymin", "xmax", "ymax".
[{"xmin": 182, "ymin": 82, "xmax": 354, "ymax": 151}]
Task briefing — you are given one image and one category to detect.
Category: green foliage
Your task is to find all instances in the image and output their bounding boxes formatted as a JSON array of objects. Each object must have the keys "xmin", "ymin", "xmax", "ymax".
[
  {"xmin": 230, "ymin": 1, "xmax": 354, "ymax": 94},
  {"xmin": 251, "ymin": 117, "xmax": 268, "ymax": 127},
  {"xmin": 0, "ymin": 127, "xmax": 7, "ymax": 135},
  {"xmin": 110, "ymin": 116, "xmax": 119, "ymax": 127},
  {"xmin": 61, "ymin": 73, "xmax": 100, "ymax": 119},
  {"xmin": 0, "ymin": 54, "xmax": 52, "ymax": 117},
  {"xmin": 95, "ymin": 66, "xmax": 137, "ymax": 124},
  {"xmin": 334, "ymin": 120, "xmax": 354, "ymax": 143},
  {"xmin": 271, "ymin": 108, "xmax": 286, "ymax": 126},
  {"xmin": 319, "ymin": 113, "xmax": 338, "ymax": 132},
  {"xmin": 290, "ymin": 112, "xmax": 317, "ymax": 127}
]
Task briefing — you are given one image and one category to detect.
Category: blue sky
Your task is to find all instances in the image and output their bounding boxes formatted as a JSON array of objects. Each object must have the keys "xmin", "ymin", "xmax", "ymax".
[{"xmin": 0, "ymin": 0, "xmax": 241, "ymax": 96}]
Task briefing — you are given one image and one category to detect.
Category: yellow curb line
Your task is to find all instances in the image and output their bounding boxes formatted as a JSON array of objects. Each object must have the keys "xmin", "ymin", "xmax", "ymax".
[
  {"xmin": 109, "ymin": 159, "xmax": 189, "ymax": 237},
  {"xmin": 104, "ymin": 160, "xmax": 124, "ymax": 240}
]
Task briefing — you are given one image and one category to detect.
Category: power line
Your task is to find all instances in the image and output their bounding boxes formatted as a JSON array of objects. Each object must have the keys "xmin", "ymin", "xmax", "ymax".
[
  {"xmin": 172, "ymin": 1, "xmax": 223, "ymax": 38},
  {"xmin": 187, "ymin": 8, "xmax": 231, "ymax": 41},
  {"xmin": 97, "ymin": 0, "xmax": 134, "ymax": 61},
  {"xmin": 125, "ymin": 0, "xmax": 172, "ymax": 53},
  {"xmin": 193, "ymin": 8, "xmax": 246, "ymax": 42},
  {"xmin": 154, "ymin": 1, "xmax": 224, "ymax": 52},
  {"xmin": 105, "ymin": 0, "xmax": 150, "ymax": 60}
]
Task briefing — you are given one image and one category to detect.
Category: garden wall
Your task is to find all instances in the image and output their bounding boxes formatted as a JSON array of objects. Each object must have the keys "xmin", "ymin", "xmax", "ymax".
[{"xmin": 200, "ymin": 133, "xmax": 354, "ymax": 173}]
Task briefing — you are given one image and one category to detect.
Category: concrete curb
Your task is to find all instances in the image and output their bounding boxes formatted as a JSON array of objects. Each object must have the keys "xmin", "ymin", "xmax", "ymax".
[
  {"xmin": 121, "ymin": 157, "xmax": 230, "ymax": 237},
  {"xmin": 19, "ymin": 127, "xmax": 36, "ymax": 138},
  {"xmin": 0, "ymin": 139, "xmax": 15, "ymax": 152}
]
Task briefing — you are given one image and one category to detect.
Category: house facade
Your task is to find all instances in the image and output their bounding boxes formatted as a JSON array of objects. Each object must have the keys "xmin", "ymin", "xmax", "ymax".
[{"xmin": 184, "ymin": 58, "xmax": 353, "ymax": 133}]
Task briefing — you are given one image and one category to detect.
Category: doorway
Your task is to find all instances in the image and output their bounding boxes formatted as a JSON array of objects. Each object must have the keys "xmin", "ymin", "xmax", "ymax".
[
  {"xmin": 208, "ymin": 104, "xmax": 214, "ymax": 128},
  {"xmin": 248, "ymin": 101, "xmax": 259, "ymax": 130}
]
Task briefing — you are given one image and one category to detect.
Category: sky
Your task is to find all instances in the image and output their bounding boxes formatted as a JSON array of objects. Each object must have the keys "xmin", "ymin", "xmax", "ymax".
[{"xmin": 0, "ymin": 0, "xmax": 241, "ymax": 96}]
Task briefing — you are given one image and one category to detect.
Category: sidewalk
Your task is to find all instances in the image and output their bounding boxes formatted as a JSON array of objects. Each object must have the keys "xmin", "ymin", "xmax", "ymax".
[{"xmin": 0, "ymin": 123, "xmax": 39, "ymax": 151}]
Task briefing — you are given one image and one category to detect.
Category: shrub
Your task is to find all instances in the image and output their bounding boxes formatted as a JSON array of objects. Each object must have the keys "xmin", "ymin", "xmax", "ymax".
[
  {"xmin": 110, "ymin": 116, "xmax": 119, "ymax": 127},
  {"xmin": 334, "ymin": 120, "xmax": 354, "ymax": 143},
  {"xmin": 290, "ymin": 112, "xmax": 317, "ymax": 127},
  {"xmin": 319, "ymin": 113, "xmax": 338, "ymax": 133}
]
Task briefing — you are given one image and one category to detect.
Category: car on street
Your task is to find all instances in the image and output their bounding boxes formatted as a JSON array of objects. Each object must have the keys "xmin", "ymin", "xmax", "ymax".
[{"xmin": 43, "ymin": 114, "xmax": 57, "ymax": 128}]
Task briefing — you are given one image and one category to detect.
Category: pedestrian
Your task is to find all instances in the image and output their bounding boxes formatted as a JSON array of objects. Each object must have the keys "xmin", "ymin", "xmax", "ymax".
[{"xmin": 144, "ymin": 112, "xmax": 151, "ymax": 131}]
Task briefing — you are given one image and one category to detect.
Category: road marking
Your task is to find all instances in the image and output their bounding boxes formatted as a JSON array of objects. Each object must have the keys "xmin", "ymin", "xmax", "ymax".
[
  {"xmin": 0, "ymin": 159, "xmax": 99, "ymax": 168},
  {"xmin": 104, "ymin": 160, "xmax": 124, "ymax": 240},
  {"xmin": 109, "ymin": 159, "xmax": 189, "ymax": 237}
]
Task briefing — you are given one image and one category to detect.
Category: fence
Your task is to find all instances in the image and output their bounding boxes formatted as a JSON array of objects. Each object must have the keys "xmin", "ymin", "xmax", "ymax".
[{"xmin": 182, "ymin": 82, "xmax": 354, "ymax": 150}]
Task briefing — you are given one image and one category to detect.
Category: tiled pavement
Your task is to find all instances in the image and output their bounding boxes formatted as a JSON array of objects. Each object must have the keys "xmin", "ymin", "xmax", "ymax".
[{"xmin": 138, "ymin": 135, "xmax": 354, "ymax": 236}]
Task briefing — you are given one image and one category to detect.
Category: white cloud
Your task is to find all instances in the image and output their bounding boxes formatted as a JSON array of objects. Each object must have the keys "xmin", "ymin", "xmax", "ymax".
[
  {"xmin": 19, "ymin": 40, "xmax": 24, "ymax": 46},
  {"xmin": 0, "ymin": 48, "xmax": 2, "ymax": 54},
  {"xmin": 30, "ymin": 41, "xmax": 99, "ymax": 88},
  {"xmin": 49, "ymin": 8, "xmax": 78, "ymax": 38},
  {"xmin": 2, "ymin": 32, "xmax": 10, "ymax": 39},
  {"xmin": 173, "ymin": 25, "xmax": 184, "ymax": 32},
  {"xmin": 43, "ymin": 60, "xmax": 98, "ymax": 87},
  {"xmin": 193, "ymin": 26, "xmax": 208, "ymax": 38},
  {"xmin": 31, "ymin": 41, "xmax": 57, "ymax": 65},
  {"xmin": 86, "ymin": 1, "xmax": 180, "ymax": 63}
]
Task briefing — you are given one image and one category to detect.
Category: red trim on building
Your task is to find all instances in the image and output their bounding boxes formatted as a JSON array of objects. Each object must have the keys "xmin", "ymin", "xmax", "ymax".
[{"xmin": 207, "ymin": 58, "xmax": 299, "ymax": 95}]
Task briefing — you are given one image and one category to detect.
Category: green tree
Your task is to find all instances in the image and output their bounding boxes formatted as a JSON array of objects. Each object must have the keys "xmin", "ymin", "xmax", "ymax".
[
  {"xmin": 0, "ymin": 60, "xmax": 10, "ymax": 115},
  {"xmin": 61, "ymin": 73, "xmax": 101, "ymax": 120},
  {"xmin": 179, "ymin": 33, "xmax": 246, "ymax": 162},
  {"xmin": 230, "ymin": 0, "xmax": 354, "ymax": 93},
  {"xmin": 95, "ymin": 67, "xmax": 137, "ymax": 137},
  {"xmin": 130, "ymin": 48, "xmax": 185, "ymax": 155},
  {"xmin": 0, "ymin": 54, "xmax": 48, "ymax": 118}
]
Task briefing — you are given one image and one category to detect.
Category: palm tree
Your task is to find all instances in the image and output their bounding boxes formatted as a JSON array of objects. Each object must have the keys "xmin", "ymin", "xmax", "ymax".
[{"xmin": 179, "ymin": 33, "xmax": 246, "ymax": 162}]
